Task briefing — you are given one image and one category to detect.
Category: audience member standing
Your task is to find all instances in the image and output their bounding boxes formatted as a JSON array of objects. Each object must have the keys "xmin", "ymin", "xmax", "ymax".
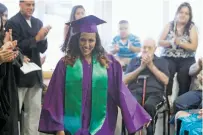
[
  {"xmin": 159, "ymin": 2, "xmax": 198, "ymax": 98},
  {"xmin": 0, "ymin": 3, "xmax": 23, "ymax": 135},
  {"xmin": 61, "ymin": 5, "xmax": 85, "ymax": 52},
  {"xmin": 5, "ymin": 0, "xmax": 51, "ymax": 135}
]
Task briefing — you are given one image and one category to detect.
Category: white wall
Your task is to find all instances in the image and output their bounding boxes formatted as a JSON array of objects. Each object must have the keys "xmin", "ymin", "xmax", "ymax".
[
  {"xmin": 1, "ymin": 0, "xmax": 202, "ymax": 70},
  {"xmin": 112, "ymin": 0, "xmax": 164, "ymax": 42}
]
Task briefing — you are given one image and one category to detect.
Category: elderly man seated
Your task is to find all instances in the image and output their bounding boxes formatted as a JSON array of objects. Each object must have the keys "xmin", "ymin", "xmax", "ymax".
[{"xmin": 123, "ymin": 38, "xmax": 169, "ymax": 135}]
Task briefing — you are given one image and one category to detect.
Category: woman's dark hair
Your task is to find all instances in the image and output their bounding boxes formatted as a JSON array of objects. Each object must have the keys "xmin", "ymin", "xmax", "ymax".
[
  {"xmin": 0, "ymin": 3, "xmax": 7, "ymax": 15},
  {"xmin": 64, "ymin": 32, "xmax": 110, "ymax": 68},
  {"xmin": 0, "ymin": 3, "xmax": 7, "ymax": 40},
  {"xmin": 172, "ymin": 2, "xmax": 194, "ymax": 36},
  {"xmin": 61, "ymin": 5, "xmax": 85, "ymax": 52},
  {"xmin": 69, "ymin": 5, "xmax": 85, "ymax": 22}
]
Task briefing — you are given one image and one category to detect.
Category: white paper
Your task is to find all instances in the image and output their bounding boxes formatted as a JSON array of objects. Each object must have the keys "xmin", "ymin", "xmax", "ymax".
[{"xmin": 20, "ymin": 62, "xmax": 41, "ymax": 74}]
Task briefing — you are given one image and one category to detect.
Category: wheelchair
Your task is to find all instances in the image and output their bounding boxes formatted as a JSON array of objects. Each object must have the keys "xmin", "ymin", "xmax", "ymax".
[{"xmin": 121, "ymin": 75, "xmax": 171, "ymax": 135}]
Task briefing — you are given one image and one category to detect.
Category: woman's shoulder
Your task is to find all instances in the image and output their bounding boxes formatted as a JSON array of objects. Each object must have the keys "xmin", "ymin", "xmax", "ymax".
[
  {"xmin": 107, "ymin": 54, "xmax": 117, "ymax": 62},
  {"xmin": 106, "ymin": 54, "xmax": 122, "ymax": 68},
  {"xmin": 56, "ymin": 57, "xmax": 66, "ymax": 67},
  {"xmin": 189, "ymin": 23, "xmax": 197, "ymax": 31}
]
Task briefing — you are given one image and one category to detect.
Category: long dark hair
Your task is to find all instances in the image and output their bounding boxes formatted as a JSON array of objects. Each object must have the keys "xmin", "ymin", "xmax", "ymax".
[
  {"xmin": 0, "ymin": 3, "xmax": 7, "ymax": 45},
  {"xmin": 0, "ymin": 17, "xmax": 4, "ymax": 46},
  {"xmin": 69, "ymin": 5, "xmax": 85, "ymax": 22},
  {"xmin": 0, "ymin": 3, "xmax": 7, "ymax": 15},
  {"xmin": 64, "ymin": 32, "xmax": 110, "ymax": 68},
  {"xmin": 172, "ymin": 2, "xmax": 194, "ymax": 36},
  {"xmin": 61, "ymin": 5, "xmax": 85, "ymax": 52}
]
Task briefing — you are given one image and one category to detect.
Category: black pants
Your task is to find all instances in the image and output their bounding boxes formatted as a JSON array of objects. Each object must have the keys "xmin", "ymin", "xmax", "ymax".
[
  {"xmin": 164, "ymin": 57, "xmax": 195, "ymax": 96},
  {"xmin": 131, "ymin": 91, "xmax": 164, "ymax": 135}
]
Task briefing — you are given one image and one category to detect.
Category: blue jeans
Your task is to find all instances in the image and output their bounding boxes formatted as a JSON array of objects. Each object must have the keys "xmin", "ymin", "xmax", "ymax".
[{"xmin": 175, "ymin": 90, "xmax": 202, "ymax": 111}]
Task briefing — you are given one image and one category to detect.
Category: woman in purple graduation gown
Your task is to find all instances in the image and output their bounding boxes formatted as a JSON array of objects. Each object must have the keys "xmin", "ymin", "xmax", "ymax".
[{"xmin": 38, "ymin": 15, "xmax": 151, "ymax": 135}]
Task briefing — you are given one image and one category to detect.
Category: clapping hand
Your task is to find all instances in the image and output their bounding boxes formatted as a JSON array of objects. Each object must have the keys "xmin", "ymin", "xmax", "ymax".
[
  {"xmin": 0, "ymin": 49, "xmax": 16, "ymax": 63},
  {"xmin": 141, "ymin": 54, "xmax": 153, "ymax": 68},
  {"xmin": 174, "ymin": 37, "xmax": 181, "ymax": 46},
  {"xmin": 0, "ymin": 29, "xmax": 18, "ymax": 63},
  {"xmin": 114, "ymin": 44, "xmax": 120, "ymax": 52},
  {"xmin": 35, "ymin": 25, "xmax": 52, "ymax": 42}
]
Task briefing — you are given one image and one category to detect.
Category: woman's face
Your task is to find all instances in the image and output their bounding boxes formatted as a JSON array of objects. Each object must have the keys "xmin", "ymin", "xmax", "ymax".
[
  {"xmin": 1, "ymin": 11, "xmax": 8, "ymax": 26},
  {"xmin": 79, "ymin": 32, "xmax": 96, "ymax": 57},
  {"xmin": 75, "ymin": 8, "xmax": 85, "ymax": 20},
  {"xmin": 176, "ymin": 6, "xmax": 190, "ymax": 24}
]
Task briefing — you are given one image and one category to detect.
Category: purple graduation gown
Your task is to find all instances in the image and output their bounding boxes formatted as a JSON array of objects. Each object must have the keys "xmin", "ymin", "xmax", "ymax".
[{"xmin": 39, "ymin": 55, "xmax": 151, "ymax": 135}]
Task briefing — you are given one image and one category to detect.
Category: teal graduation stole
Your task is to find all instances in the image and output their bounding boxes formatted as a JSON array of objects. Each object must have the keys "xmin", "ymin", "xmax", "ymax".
[{"xmin": 64, "ymin": 57, "xmax": 108, "ymax": 134}]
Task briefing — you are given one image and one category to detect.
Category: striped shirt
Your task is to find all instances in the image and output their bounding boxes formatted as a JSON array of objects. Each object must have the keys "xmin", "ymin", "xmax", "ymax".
[{"xmin": 112, "ymin": 34, "xmax": 141, "ymax": 58}]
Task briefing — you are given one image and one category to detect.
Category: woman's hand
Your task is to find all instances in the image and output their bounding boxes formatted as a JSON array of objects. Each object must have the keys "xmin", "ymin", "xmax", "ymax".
[
  {"xmin": 0, "ymin": 49, "xmax": 16, "ymax": 63},
  {"xmin": 2, "ymin": 40, "xmax": 17, "ymax": 51},
  {"xmin": 174, "ymin": 37, "xmax": 181, "ymax": 46},
  {"xmin": 4, "ymin": 29, "xmax": 13, "ymax": 43},
  {"xmin": 0, "ymin": 40, "xmax": 18, "ymax": 63},
  {"xmin": 56, "ymin": 131, "xmax": 65, "ymax": 135}
]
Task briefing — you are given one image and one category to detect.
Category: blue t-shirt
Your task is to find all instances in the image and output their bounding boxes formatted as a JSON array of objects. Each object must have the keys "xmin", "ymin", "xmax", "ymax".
[{"xmin": 112, "ymin": 34, "xmax": 141, "ymax": 58}]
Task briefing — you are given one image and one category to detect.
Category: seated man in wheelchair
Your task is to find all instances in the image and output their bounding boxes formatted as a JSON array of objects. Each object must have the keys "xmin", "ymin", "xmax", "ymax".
[{"xmin": 124, "ymin": 38, "xmax": 169, "ymax": 135}]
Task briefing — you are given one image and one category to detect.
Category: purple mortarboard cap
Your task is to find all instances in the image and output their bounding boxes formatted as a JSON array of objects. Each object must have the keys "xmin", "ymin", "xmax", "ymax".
[{"xmin": 65, "ymin": 15, "xmax": 106, "ymax": 33}]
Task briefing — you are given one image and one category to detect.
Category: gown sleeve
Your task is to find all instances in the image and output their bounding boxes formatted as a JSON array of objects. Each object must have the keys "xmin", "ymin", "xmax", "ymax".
[
  {"xmin": 38, "ymin": 59, "xmax": 66, "ymax": 134},
  {"xmin": 111, "ymin": 56, "xmax": 152, "ymax": 134}
]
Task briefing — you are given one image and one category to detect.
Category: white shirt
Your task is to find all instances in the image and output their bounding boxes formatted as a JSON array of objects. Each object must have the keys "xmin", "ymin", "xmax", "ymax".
[{"xmin": 26, "ymin": 19, "xmax": 32, "ymax": 28}]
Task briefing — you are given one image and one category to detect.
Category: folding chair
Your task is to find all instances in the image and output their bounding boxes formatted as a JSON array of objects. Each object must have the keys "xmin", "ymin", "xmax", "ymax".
[{"xmin": 153, "ymin": 85, "xmax": 170, "ymax": 135}]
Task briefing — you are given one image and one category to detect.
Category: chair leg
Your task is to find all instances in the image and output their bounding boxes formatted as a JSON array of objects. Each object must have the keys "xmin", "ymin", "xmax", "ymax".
[
  {"xmin": 153, "ymin": 114, "xmax": 158, "ymax": 135},
  {"xmin": 184, "ymin": 130, "xmax": 189, "ymax": 135},
  {"xmin": 176, "ymin": 119, "xmax": 182, "ymax": 135},
  {"xmin": 167, "ymin": 111, "xmax": 170, "ymax": 135},
  {"xmin": 20, "ymin": 110, "xmax": 24, "ymax": 135},
  {"xmin": 122, "ymin": 119, "xmax": 126, "ymax": 135},
  {"xmin": 163, "ymin": 112, "xmax": 166, "ymax": 135}
]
